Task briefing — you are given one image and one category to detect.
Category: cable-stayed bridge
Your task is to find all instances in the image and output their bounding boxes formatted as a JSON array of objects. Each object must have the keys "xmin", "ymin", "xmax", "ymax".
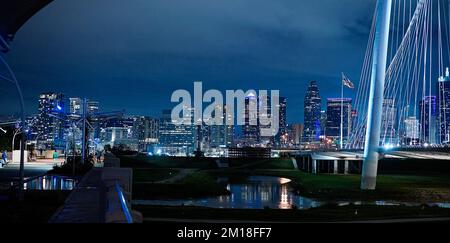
[
  {"xmin": 350, "ymin": 0, "xmax": 450, "ymax": 150},
  {"xmin": 332, "ymin": 0, "xmax": 450, "ymax": 189}
]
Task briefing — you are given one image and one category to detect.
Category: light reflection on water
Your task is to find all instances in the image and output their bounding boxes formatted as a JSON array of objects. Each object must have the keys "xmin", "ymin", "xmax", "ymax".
[
  {"xmin": 134, "ymin": 176, "xmax": 322, "ymax": 209},
  {"xmin": 133, "ymin": 175, "xmax": 450, "ymax": 210},
  {"xmin": 24, "ymin": 175, "xmax": 77, "ymax": 190}
]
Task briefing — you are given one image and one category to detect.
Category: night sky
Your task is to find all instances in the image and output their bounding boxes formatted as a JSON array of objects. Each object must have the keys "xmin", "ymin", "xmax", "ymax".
[{"xmin": 0, "ymin": 0, "xmax": 376, "ymax": 123}]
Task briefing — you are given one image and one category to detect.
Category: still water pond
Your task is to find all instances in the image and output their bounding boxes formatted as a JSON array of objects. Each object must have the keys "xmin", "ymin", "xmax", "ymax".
[
  {"xmin": 133, "ymin": 176, "xmax": 322, "ymax": 209},
  {"xmin": 24, "ymin": 175, "xmax": 77, "ymax": 190}
]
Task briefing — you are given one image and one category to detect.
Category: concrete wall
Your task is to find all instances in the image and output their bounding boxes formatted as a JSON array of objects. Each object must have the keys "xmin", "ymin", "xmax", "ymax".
[
  {"xmin": 50, "ymin": 153, "xmax": 142, "ymax": 223},
  {"xmin": 12, "ymin": 150, "xmax": 28, "ymax": 163}
]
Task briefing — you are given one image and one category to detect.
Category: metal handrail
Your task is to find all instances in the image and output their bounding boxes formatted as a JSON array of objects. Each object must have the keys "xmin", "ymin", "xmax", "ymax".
[{"xmin": 114, "ymin": 180, "xmax": 133, "ymax": 223}]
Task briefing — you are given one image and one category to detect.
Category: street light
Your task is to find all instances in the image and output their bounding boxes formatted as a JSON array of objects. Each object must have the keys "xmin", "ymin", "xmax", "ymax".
[
  {"xmin": 0, "ymin": 48, "xmax": 26, "ymax": 201},
  {"xmin": 12, "ymin": 126, "xmax": 22, "ymax": 153}
]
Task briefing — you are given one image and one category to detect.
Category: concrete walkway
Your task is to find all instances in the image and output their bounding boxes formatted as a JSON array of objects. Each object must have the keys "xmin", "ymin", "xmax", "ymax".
[
  {"xmin": 49, "ymin": 168, "xmax": 106, "ymax": 223},
  {"xmin": 0, "ymin": 162, "xmax": 55, "ymax": 182}
]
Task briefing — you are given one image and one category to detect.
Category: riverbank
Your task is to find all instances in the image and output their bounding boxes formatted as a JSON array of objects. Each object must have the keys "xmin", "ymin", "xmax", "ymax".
[
  {"xmin": 206, "ymin": 169, "xmax": 450, "ymax": 202},
  {"xmin": 133, "ymin": 171, "xmax": 229, "ymax": 199},
  {"xmin": 123, "ymin": 155, "xmax": 450, "ymax": 205}
]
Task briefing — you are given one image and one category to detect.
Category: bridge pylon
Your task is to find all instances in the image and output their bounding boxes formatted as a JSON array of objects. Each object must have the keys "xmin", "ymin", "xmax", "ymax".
[{"xmin": 361, "ymin": 0, "xmax": 392, "ymax": 190}]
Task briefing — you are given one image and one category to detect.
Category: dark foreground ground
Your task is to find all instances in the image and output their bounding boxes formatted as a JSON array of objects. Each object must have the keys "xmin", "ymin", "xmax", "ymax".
[
  {"xmin": 0, "ymin": 190, "xmax": 70, "ymax": 223},
  {"xmin": 135, "ymin": 204, "xmax": 450, "ymax": 223},
  {"xmin": 1, "ymin": 155, "xmax": 450, "ymax": 223}
]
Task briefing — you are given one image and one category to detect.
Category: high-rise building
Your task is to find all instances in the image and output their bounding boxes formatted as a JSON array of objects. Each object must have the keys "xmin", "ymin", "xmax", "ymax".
[
  {"xmin": 69, "ymin": 98, "xmax": 82, "ymax": 114},
  {"xmin": 243, "ymin": 92, "xmax": 260, "ymax": 146},
  {"xmin": 99, "ymin": 116, "xmax": 138, "ymax": 151},
  {"xmin": 69, "ymin": 98, "xmax": 99, "ymax": 115},
  {"xmin": 381, "ymin": 98, "xmax": 397, "ymax": 145},
  {"xmin": 134, "ymin": 116, "xmax": 159, "ymax": 152},
  {"xmin": 87, "ymin": 100, "xmax": 99, "ymax": 114},
  {"xmin": 208, "ymin": 105, "xmax": 234, "ymax": 148},
  {"xmin": 276, "ymin": 97, "xmax": 287, "ymax": 147},
  {"xmin": 35, "ymin": 92, "xmax": 65, "ymax": 150},
  {"xmin": 288, "ymin": 123, "xmax": 303, "ymax": 146},
  {"xmin": 242, "ymin": 94, "xmax": 286, "ymax": 147},
  {"xmin": 325, "ymin": 98, "xmax": 352, "ymax": 146},
  {"xmin": 404, "ymin": 116, "xmax": 420, "ymax": 145},
  {"xmin": 419, "ymin": 96, "xmax": 437, "ymax": 144},
  {"xmin": 158, "ymin": 109, "xmax": 196, "ymax": 156},
  {"xmin": 438, "ymin": 68, "xmax": 450, "ymax": 144},
  {"xmin": 320, "ymin": 110, "xmax": 327, "ymax": 137},
  {"xmin": 303, "ymin": 81, "xmax": 322, "ymax": 142}
]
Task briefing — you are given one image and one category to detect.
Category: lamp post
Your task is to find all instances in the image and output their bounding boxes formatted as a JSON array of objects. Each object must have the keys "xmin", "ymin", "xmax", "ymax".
[
  {"xmin": 0, "ymin": 50, "xmax": 26, "ymax": 201},
  {"xmin": 12, "ymin": 127, "xmax": 22, "ymax": 153}
]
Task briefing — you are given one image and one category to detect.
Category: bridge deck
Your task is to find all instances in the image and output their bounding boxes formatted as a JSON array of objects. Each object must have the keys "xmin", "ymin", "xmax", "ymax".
[{"xmin": 305, "ymin": 150, "xmax": 450, "ymax": 161}]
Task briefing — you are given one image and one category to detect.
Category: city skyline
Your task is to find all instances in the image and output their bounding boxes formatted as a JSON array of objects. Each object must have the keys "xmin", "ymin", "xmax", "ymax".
[
  {"xmin": 4, "ymin": 0, "xmax": 450, "ymax": 227},
  {"xmin": 0, "ymin": 0, "xmax": 377, "ymax": 123}
]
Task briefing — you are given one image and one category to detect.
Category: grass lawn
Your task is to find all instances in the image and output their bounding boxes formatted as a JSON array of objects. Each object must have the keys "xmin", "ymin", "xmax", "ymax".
[
  {"xmin": 237, "ymin": 158, "xmax": 295, "ymax": 170},
  {"xmin": 120, "ymin": 155, "xmax": 217, "ymax": 169},
  {"xmin": 120, "ymin": 155, "xmax": 294, "ymax": 170},
  {"xmin": 244, "ymin": 170, "xmax": 450, "ymax": 202},
  {"xmin": 123, "ymin": 155, "xmax": 450, "ymax": 203},
  {"xmin": 133, "ymin": 168, "xmax": 179, "ymax": 183},
  {"xmin": 134, "ymin": 204, "xmax": 450, "ymax": 222},
  {"xmin": 133, "ymin": 171, "xmax": 229, "ymax": 200},
  {"xmin": 204, "ymin": 168, "xmax": 450, "ymax": 202}
]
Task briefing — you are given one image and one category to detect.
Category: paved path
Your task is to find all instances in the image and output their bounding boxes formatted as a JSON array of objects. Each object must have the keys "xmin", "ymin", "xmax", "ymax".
[
  {"xmin": 0, "ymin": 162, "xmax": 56, "ymax": 182},
  {"xmin": 49, "ymin": 168, "xmax": 105, "ymax": 223},
  {"xmin": 155, "ymin": 169, "xmax": 197, "ymax": 184}
]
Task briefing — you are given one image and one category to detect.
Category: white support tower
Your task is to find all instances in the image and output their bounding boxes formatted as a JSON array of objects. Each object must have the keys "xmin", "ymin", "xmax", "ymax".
[{"xmin": 361, "ymin": 0, "xmax": 392, "ymax": 190}]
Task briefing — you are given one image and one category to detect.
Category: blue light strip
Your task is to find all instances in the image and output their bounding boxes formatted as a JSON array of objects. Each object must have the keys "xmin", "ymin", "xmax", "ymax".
[{"xmin": 115, "ymin": 181, "xmax": 133, "ymax": 223}]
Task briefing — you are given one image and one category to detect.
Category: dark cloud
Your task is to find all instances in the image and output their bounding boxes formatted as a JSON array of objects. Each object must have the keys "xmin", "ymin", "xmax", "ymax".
[{"xmin": 1, "ymin": 0, "xmax": 376, "ymax": 122}]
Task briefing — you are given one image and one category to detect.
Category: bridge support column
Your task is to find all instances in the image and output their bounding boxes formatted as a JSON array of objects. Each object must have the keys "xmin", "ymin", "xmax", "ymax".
[
  {"xmin": 291, "ymin": 158, "xmax": 298, "ymax": 170},
  {"xmin": 312, "ymin": 159, "xmax": 317, "ymax": 174},
  {"xmin": 361, "ymin": 0, "xmax": 392, "ymax": 190},
  {"xmin": 306, "ymin": 156, "xmax": 309, "ymax": 172},
  {"xmin": 333, "ymin": 160, "xmax": 338, "ymax": 174},
  {"xmin": 344, "ymin": 160, "xmax": 349, "ymax": 175}
]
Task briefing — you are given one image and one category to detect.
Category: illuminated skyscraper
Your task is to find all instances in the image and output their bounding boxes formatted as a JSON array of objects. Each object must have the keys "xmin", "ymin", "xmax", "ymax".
[
  {"xmin": 325, "ymin": 98, "xmax": 352, "ymax": 145},
  {"xmin": 243, "ymin": 92, "xmax": 260, "ymax": 145},
  {"xmin": 381, "ymin": 98, "xmax": 397, "ymax": 145},
  {"xmin": 438, "ymin": 68, "xmax": 450, "ymax": 144},
  {"xmin": 69, "ymin": 97, "xmax": 99, "ymax": 115},
  {"xmin": 420, "ymin": 96, "xmax": 437, "ymax": 144},
  {"xmin": 303, "ymin": 81, "xmax": 322, "ymax": 142},
  {"xmin": 158, "ymin": 109, "xmax": 195, "ymax": 156},
  {"xmin": 36, "ymin": 92, "xmax": 65, "ymax": 150},
  {"xmin": 277, "ymin": 97, "xmax": 287, "ymax": 147},
  {"xmin": 69, "ymin": 98, "xmax": 82, "ymax": 114},
  {"xmin": 134, "ymin": 116, "xmax": 159, "ymax": 152},
  {"xmin": 208, "ymin": 105, "xmax": 234, "ymax": 148},
  {"xmin": 404, "ymin": 116, "xmax": 420, "ymax": 145}
]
